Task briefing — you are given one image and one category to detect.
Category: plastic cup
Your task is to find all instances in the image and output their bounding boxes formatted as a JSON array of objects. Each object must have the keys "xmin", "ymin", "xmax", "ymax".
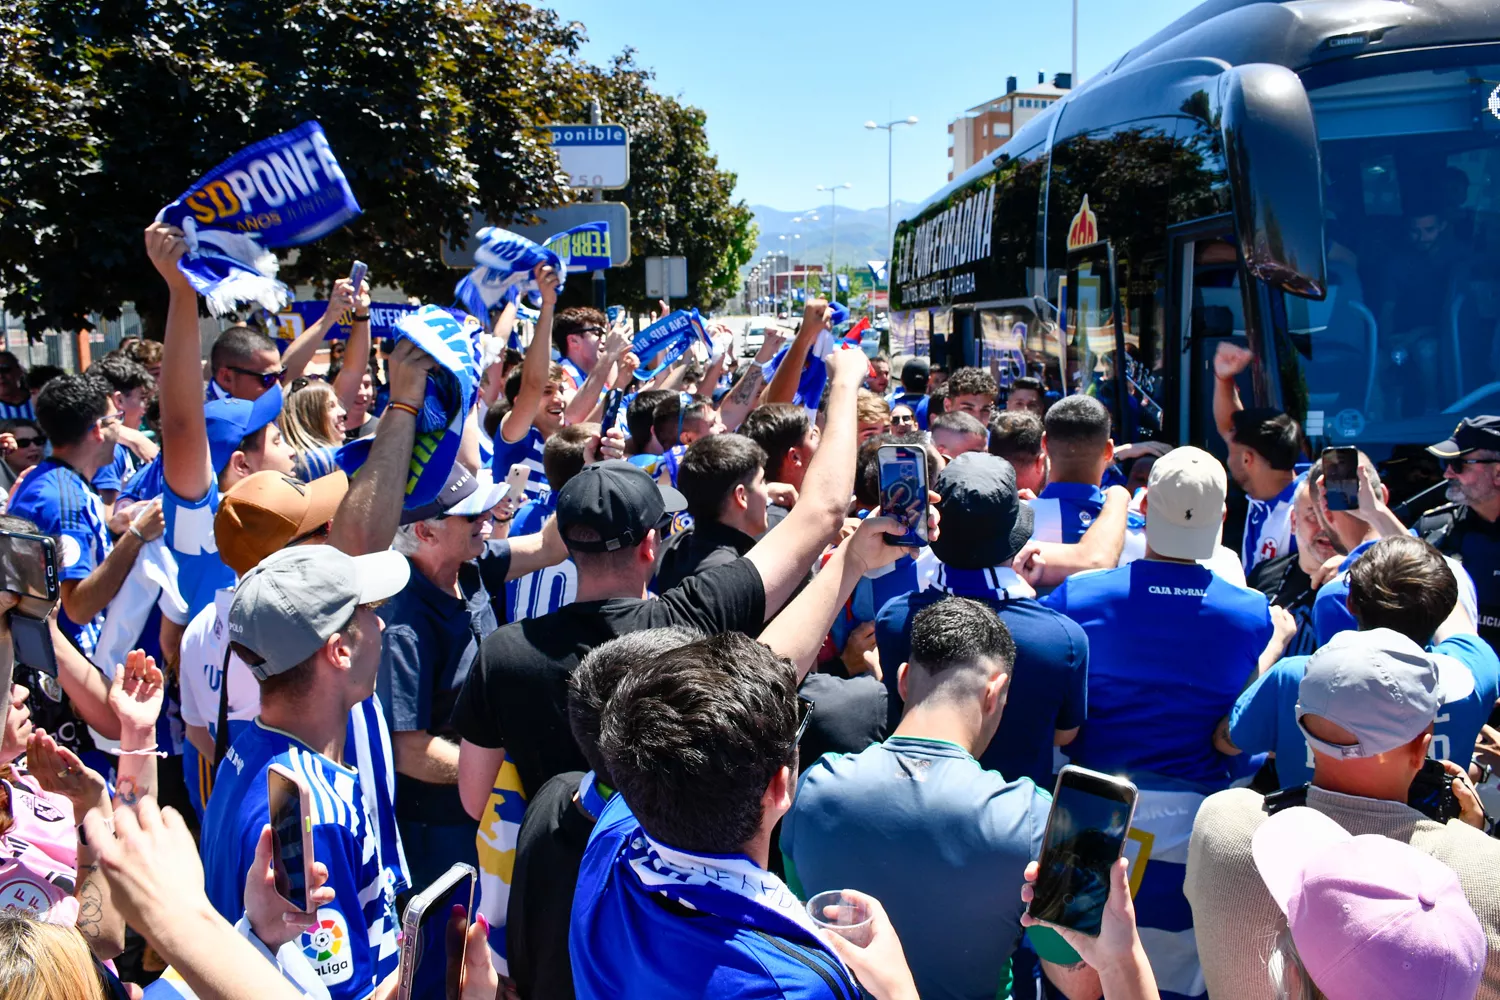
[{"xmin": 806, "ymin": 889, "xmax": 873, "ymax": 947}]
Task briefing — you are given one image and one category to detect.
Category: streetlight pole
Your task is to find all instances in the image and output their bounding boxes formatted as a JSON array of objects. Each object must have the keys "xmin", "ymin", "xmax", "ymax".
[
  {"xmin": 815, "ymin": 183, "xmax": 852, "ymax": 299},
  {"xmin": 864, "ymin": 117, "xmax": 918, "ymax": 263}
]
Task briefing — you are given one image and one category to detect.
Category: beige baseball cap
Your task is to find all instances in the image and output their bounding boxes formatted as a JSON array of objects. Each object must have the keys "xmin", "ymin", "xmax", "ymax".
[{"xmin": 1144, "ymin": 446, "xmax": 1226, "ymax": 560}]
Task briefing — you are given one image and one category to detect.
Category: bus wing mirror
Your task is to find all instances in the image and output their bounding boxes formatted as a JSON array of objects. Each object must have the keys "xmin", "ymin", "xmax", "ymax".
[{"xmin": 1218, "ymin": 63, "xmax": 1328, "ymax": 300}]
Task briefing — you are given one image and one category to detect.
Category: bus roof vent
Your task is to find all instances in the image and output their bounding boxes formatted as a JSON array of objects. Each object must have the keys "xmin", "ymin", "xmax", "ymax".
[{"xmin": 1320, "ymin": 28, "xmax": 1385, "ymax": 51}]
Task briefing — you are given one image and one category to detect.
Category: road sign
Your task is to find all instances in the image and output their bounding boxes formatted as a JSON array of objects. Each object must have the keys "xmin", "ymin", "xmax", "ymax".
[
  {"xmin": 442, "ymin": 204, "xmax": 631, "ymax": 269},
  {"xmin": 546, "ymin": 124, "xmax": 630, "ymax": 190},
  {"xmin": 645, "ymin": 256, "xmax": 688, "ymax": 299}
]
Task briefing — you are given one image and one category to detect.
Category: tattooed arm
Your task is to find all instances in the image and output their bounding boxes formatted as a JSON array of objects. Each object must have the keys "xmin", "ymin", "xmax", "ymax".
[
  {"xmin": 74, "ymin": 845, "xmax": 126, "ymax": 960},
  {"xmin": 719, "ymin": 328, "xmax": 785, "ymax": 432}
]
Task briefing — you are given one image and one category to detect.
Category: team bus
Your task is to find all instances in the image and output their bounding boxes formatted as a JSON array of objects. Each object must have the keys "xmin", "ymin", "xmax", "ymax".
[{"xmin": 891, "ymin": 0, "xmax": 1500, "ymax": 504}]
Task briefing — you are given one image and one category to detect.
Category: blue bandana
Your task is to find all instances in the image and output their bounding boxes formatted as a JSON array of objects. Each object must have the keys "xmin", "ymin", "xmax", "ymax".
[
  {"xmin": 158, "ymin": 121, "xmax": 361, "ymax": 316},
  {"xmin": 543, "ymin": 222, "xmax": 611, "ymax": 273},
  {"xmin": 631, "ymin": 310, "xmax": 709, "ymax": 380},
  {"xmin": 453, "ymin": 227, "xmax": 564, "ymax": 319},
  {"xmin": 336, "ymin": 305, "xmax": 480, "ymax": 508}
]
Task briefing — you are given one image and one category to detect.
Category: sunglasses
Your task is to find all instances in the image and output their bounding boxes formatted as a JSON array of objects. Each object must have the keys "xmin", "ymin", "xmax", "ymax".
[
  {"xmin": 9, "ymin": 435, "xmax": 43, "ymax": 447},
  {"xmin": 1445, "ymin": 457, "xmax": 1499, "ymax": 473},
  {"xmin": 892, "ymin": 415, "xmax": 916, "ymax": 425},
  {"xmin": 794, "ymin": 695, "xmax": 815, "ymax": 747},
  {"xmin": 439, "ymin": 511, "xmax": 490, "ymax": 523},
  {"xmin": 230, "ymin": 365, "xmax": 285, "ymax": 388}
]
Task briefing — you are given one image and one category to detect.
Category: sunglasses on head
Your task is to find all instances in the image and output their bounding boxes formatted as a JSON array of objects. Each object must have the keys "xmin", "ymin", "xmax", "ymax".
[
  {"xmin": 230, "ymin": 365, "xmax": 285, "ymax": 389},
  {"xmin": 1445, "ymin": 457, "xmax": 1499, "ymax": 473}
]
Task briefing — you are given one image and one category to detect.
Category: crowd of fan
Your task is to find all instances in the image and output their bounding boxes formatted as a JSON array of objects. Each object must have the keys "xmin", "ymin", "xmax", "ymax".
[{"xmin": 0, "ymin": 220, "xmax": 1497, "ymax": 1000}]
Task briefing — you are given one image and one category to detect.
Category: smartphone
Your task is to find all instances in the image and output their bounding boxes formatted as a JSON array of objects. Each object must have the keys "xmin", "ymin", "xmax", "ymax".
[
  {"xmin": 349, "ymin": 260, "xmax": 369, "ymax": 293},
  {"xmin": 1407, "ymin": 757, "xmax": 1461, "ymax": 823},
  {"xmin": 0, "ymin": 529, "xmax": 58, "ymax": 602},
  {"xmin": 601, "ymin": 388, "xmax": 625, "ymax": 433},
  {"xmin": 504, "ymin": 462, "xmax": 532, "ymax": 500},
  {"xmin": 10, "ymin": 613, "xmax": 57, "ymax": 678},
  {"xmin": 266, "ymin": 763, "xmax": 316, "ymax": 913},
  {"xmin": 876, "ymin": 444, "xmax": 929, "ymax": 546},
  {"xmin": 1029, "ymin": 765, "xmax": 1139, "ymax": 936},
  {"xmin": 606, "ymin": 305, "xmax": 624, "ymax": 326},
  {"xmin": 1321, "ymin": 446, "xmax": 1360, "ymax": 512},
  {"xmin": 397, "ymin": 863, "xmax": 477, "ymax": 1000}
]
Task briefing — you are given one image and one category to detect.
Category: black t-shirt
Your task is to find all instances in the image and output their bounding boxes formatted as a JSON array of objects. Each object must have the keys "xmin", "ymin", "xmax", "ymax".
[
  {"xmin": 452, "ymin": 557, "xmax": 766, "ymax": 796},
  {"xmin": 344, "ymin": 413, "xmax": 379, "ymax": 443},
  {"xmin": 506, "ymin": 770, "xmax": 593, "ymax": 1000},
  {"xmin": 1247, "ymin": 552, "xmax": 1319, "ymax": 659},
  {"xmin": 796, "ymin": 672, "xmax": 888, "ymax": 772},
  {"xmin": 652, "ymin": 520, "xmax": 757, "ymax": 594}
]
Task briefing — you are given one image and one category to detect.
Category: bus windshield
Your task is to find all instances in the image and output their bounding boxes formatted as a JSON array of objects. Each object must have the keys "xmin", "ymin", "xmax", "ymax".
[{"xmin": 1284, "ymin": 51, "xmax": 1500, "ymax": 446}]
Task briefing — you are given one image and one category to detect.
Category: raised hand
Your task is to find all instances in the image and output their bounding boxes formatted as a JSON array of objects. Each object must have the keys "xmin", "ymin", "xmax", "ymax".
[
  {"xmin": 244, "ymin": 823, "xmax": 336, "ymax": 948},
  {"xmin": 1213, "ymin": 342, "xmax": 1253, "ymax": 380},
  {"xmin": 143, "ymin": 222, "xmax": 192, "ymax": 291},
  {"xmin": 109, "ymin": 649, "xmax": 164, "ymax": 740},
  {"xmin": 535, "ymin": 265, "xmax": 561, "ymax": 307},
  {"xmin": 28, "ymin": 728, "xmax": 110, "ymax": 817},
  {"xmin": 386, "ymin": 339, "xmax": 437, "ymax": 409}
]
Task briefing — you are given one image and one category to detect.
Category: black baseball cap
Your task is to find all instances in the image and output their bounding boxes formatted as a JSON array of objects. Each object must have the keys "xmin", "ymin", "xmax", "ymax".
[
  {"xmin": 1428, "ymin": 415, "xmax": 1500, "ymax": 458},
  {"xmin": 901, "ymin": 357, "xmax": 930, "ymax": 391},
  {"xmin": 929, "ymin": 452, "xmax": 1034, "ymax": 570},
  {"xmin": 557, "ymin": 460, "xmax": 687, "ymax": 552}
]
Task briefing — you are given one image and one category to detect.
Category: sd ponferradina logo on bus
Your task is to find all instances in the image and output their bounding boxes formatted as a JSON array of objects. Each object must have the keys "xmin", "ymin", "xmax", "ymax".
[{"xmin": 1067, "ymin": 195, "xmax": 1098, "ymax": 250}]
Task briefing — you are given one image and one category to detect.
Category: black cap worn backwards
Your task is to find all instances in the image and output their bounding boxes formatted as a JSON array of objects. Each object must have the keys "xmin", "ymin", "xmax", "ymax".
[
  {"xmin": 1428, "ymin": 415, "xmax": 1500, "ymax": 458},
  {"xmin": 556, "ymin": 460, "xmax": 688, "ymax": 552},
  {"xmin": 929, "ymin": 452, "xmax": 1034, "ymax": 570}
]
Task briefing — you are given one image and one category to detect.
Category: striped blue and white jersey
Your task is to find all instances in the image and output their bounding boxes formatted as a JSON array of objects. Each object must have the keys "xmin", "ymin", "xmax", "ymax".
[
  {"xmin": 202, "ymin": 721, "xmax": 399, "ymax": 1000},
  {"xmin": 0, "ymin": 398, "xmax": 35, "ymax": 421},
  {"xmin": 164, "ymin": 481, "xmax": 232, "ymax": 624},
  {"xmin": 505, "ymin": 495, "xmax": 576, "ymax": 621},
  {"xmin": 297, "ymin": 445, "xmax": 343, "ymax": 484},
  {"xmin": 8, "ymin": 458, "xmax": 112, "ymax": 654},
  {"xmin": 1242, "ymin": 472, "xmax": 1303, "ymax": 574},
  {"xmin": 491, "ymin": 426, "xmax": 549, "ymax": 502}
]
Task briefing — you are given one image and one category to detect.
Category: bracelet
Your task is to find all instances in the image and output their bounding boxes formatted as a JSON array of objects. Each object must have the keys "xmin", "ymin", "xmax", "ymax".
[
  {"xmin": 78, "ymin": 815, "xmax": 114, "ymax": 846},
  {"xmin": 387, "ymin": 400, "xmax": 421, "ymax": 419},
  {"xmin": 128, "ymin": 524, "xmax": 145, "ymax": 541},
  {"xmin": 117, "ymin": 746, "xmax": 167, "ymax": 757},
  {"xmin": 351, "ymin": 313, "xmax": 371, "ymax": 322}
]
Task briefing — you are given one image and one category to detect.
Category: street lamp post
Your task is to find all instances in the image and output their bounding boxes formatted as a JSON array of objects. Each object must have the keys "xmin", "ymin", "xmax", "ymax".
[
  {"xmin": 863, "ymin": 116, "xmax": 918, "ymax": 262},
  {"xmin": 815, "ymin": 183, "xmax": 852, "ymax": 300}
]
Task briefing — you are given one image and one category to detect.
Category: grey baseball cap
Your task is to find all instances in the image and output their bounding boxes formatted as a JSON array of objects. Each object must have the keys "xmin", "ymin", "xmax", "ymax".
[
  {"xmin": 1296, "ymin": 628, "xmax": 1475, "ymax": 760},
  {"xmin": 228, "ymin": 546, "xmax": 410, "ymax": 681}
]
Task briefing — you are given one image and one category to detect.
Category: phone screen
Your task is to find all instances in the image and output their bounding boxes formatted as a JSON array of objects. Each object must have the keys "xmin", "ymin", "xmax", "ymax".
[
  {"xmin": 1322, "ymin": 447, "xmax": 1360, "ymax": 512},
  {"xmin": 349, "ymin": 260, "xmax": 368, "ymax": 291},
  {"xmin": 878, "ymin": 446, "xmax": 927, "ymax": 546},
  {"xmin": 10, "ymin": 614, "xmax": 57, "ymax": 677},
  {"xmin": 267, "ymin": 769, "xmax": 308, "ymax": 911},
  {"xmin": 1030, "ymin": 770, "xmax": 1136, "ymax": 935},
  {"xmin": 0, "ymin": 530, "xmax": 57, "ymax": 601},
  {"xmin": 405, "ymin": 869, "xmax": 474, "ymax": 1000}
]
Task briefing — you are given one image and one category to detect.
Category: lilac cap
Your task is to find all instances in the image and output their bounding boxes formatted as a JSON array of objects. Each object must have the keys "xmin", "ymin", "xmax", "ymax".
[{"xmin": 1252, "ymin": 807, "xmax": 1484, "ymax": 1000}]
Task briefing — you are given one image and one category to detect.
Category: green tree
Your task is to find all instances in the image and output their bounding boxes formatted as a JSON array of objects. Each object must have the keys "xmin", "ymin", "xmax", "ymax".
[
  {"xmin": 558, "ymin": 51, "xmax": 756, "ymax": 315},
  {"xmin": 0, "ymin": 0, "xmax": 583, "ymax": 335}
]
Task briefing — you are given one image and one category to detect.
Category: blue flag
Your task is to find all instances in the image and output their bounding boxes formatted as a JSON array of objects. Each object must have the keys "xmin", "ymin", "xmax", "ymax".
[
  {"xmin": 336, "ymin": 305, "xmax": 480, "ymax": 508},
  {"xmin": 543, "ymin": 222, "xmax": 611, "ymax": 273},
  {"xmin": 453, "ymin": 227, "xmax": 564, "ymax": 320},
  {"xmin": 631, "ymin": 309, "xmax": 709, "ymax": 381},
  {"xmin": 158, "ymin": 121, "xmax": 362, "ymax": 316}
]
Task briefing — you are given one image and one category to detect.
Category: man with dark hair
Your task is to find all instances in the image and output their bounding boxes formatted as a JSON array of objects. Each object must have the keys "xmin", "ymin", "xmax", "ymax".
[
  {"xmin": 946, "ymin": 366, "xmax": 998, "ymax": 423},
  {"xmin": 1221, "ymin": 535, "xmax": 1499, "ymax": 789},
  {"xmin": 1028, "ymin": 394, "xmax": 1116, "ymax": 544},
  {"xmin": 551, "ymin": 307, "xmax": 608, "ymax": 393},
  {"xmin": 494, "ymin": 266, "xmax": 565, "ymax": 500},
  {"xmin": 1419, "ymin": 415, "xmax": 1500, "ymax": 657},
  {"xmin": 1213, "ymin": 343, "xmax": 1304, "ymax": 571},
  {"xmin": 988, "ymin": 410, "xmax": 1047, "ymax": 494},
  {"xmin": 741, "ymin": 401, "xmax": 820, "ymax": 512},
  {"xmin": 24, "ymin": 364, "xmax": 64, "ymax": 404},
  {"xmin": 207, "ymin": 325, "xmax": 283, "ymax": 402},
  {"xmin": 0, "ymin": 351, "xmax": 33, "ymax": 419},
  {"xmin": 786, "ymin": 597, "xmax": 1094, "ymax": 1000},
  {"xmin": 624, "ymin": 388, "xmax": 676, "ymax": 475},
  {"xmin": 9, "ymin": 373, "xmax": 163, "ymax": 656},
  {"xmin": 865, "ymin": 353, "xmax": 891, "ymax": 396},
  {"xmin": 891, "ymin": 357, "xmax": 931, "ymax": 430},
  {"xmin": 571, "ymin": 632, "xmax": 869, "ymax": 1000},
  {"xmin": 654, "ymin": 434, "xmax": 770, "ymax": 594},
  {"xmin": 507, "ymin": 627, "xmax": 702, "ymax": 1000},
  {"xmin": 930, "ymin": 410, "xmax": 988, "ymax": 460},
  {"xmin": 652, "ymin": 394, "xmax": 723, "ymax": 489},
  {"xmin": 453, "ymin": 345, "xmax": 870, "ymax": 811},
  {"xmin": 1004, "ymin": 376, "xmax": 1045, "ymax": 417},
  {"xmin": 876, "ymin": 453, "xmax": 1091, "ymax": 791},
  {"xmin": 1246, "ymin": 479, "xmax": 1339, "ymax": 659},
  {"xmin": 88, "ymin": 353, "xmax": 158, "ymax": 502}
]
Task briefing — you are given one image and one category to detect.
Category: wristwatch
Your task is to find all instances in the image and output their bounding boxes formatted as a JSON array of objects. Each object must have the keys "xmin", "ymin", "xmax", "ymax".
[{"xmin": 352, "ymin": 312, "xmax": 371, "ymax": 322}]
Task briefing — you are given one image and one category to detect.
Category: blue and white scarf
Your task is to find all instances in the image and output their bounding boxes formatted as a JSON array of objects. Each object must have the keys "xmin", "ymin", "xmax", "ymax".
[
  {"xmin": 453, "ymin": 227, "xmax": 564, "ymax": 319},
  {"xmin": 336, "ymin": 305, "xmax": 479, "ymax": 508},
  {"xmin": 929, "ymin": 563, "xmax": 1033, "ymax": 603},
  {"xmin": 631, "ymin": 309, "xmax": 710, "ymax": 380},
  {"xmin": 158, "ymin": 121, "xmax": 362, "ymax": 316},
  {"xmin": 623, "ymin": 829, "xmax": 851, "ymax": 976},
  {"xmin": 543, "ymin": 222, "xmax": 611, "ymax": 273}
]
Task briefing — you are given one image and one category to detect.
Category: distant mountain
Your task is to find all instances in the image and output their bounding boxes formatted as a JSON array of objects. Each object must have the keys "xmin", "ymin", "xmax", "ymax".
[{"xmin": 745, "ymin": 201, "xmax": 918, "ymax": 274}]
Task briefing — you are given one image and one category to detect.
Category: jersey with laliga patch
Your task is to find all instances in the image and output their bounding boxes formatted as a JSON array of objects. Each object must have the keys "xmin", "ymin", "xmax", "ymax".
[
  {"xmin": 1241, "ymin": 473, "xmax": 1303, "ymax": 574},
  {"xmin": 201, "ymin": 722, "xmax": 398, "ymax": 1000},
  {"xmin": 8, "ymin": 458, "xmax": 112, "ymax": 654},
  {"xmin": 163, "ymin": 481, "xmax": 232, "ymax": 624},
  {"xmin": 492, "ymin": 426, "xmax": 548, "ymax": 502}
]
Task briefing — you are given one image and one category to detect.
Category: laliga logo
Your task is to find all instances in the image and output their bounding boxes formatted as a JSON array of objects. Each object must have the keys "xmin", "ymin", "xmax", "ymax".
[
  {"xmin": 1490, "ymin": 84, "xmax": 1500, "ymax": 121},
  {"xmin": 301, "ymin": 910, "xmax": 354, "ymax": 985}
]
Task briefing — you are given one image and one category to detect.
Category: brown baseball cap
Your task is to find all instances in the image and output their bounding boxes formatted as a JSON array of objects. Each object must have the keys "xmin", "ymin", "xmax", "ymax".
[{"xmin": 214, "ymin": 470, "xmax": 349, "ymax": 575}]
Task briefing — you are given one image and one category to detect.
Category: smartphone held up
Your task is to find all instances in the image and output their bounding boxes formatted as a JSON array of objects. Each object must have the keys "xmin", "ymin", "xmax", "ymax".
[
  {"xmin": 877, "ymin": 444, "xmax": 929, "ymax": 547},
  {"xmin": 397, "ymin": 863, "xmax": 477, "ymax": 1000},
  {"xmin": 1029, "ymin": 765, "xmax": 1138, "ymax": 936},
  {"xmin": 1321, "ymin": 446, "xmax": 1361, "ymax": 512}
]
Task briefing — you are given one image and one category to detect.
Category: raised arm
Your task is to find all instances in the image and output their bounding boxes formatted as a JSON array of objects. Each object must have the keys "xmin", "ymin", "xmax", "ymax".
[
  {"xmin": 145, "ymin": 223, "xmax": 214, "ymax": 503},
  {"xmin": 719, "ymin": 329, "xmax": 785, "ymax": 432},
  {"xmin": 764, "ymin": 301, "xmax": 830, "ymax": 405},
  {"xmin": 498, "ymin": 266, "xmax": 560, "ymax": 445},
  {"xmin": 745, "ymin": 343, "xmax": 864, "ymax": 620},
  {"xmin": 564, "ymin": 328, "xmax": 629, "ymax": 426},
  {"xmin": 327, "ymin": 341, "xmax": 434, "ymax": 555},
  {"xmin": 1014, "ymin": 486, "xmax": 1130, "ymax": 588},
  {"xmin": 1212, "ymin": 342, "xmax": 1252, "ymax": 444},
  {"xmin": 279, "ymin": 278, "xmax": 355, "ymax": 385},
  {"xmin": 332, "ymin": 278, "xmax": 373, "ymax": 412}
]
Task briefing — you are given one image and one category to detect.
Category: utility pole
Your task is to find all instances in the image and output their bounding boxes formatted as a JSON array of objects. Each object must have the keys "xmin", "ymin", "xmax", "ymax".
[{"xmin": 590, "ymin": 98, "xmax": 607, "ymax": 312}]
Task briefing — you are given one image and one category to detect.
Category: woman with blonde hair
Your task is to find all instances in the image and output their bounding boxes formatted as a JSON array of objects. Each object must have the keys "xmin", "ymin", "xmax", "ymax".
[
  {"xmin": 0, "ymin": 912, "xmax": 109, "ymax": 1000},
  {"xmin": 279, "ymin": 378, "xmax": 346, "ymax": 481}
]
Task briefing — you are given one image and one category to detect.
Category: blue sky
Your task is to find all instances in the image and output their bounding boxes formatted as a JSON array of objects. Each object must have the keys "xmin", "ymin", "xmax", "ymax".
[{"xmin": 545, "ymin": 0, "xmax": 1206, "ymax": 212}]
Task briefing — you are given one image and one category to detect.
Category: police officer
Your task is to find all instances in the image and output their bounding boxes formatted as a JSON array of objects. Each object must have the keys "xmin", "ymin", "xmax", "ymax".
[{"xmin": 1418, "ymin": 415, "xmax": 1500, "ymax": 679}]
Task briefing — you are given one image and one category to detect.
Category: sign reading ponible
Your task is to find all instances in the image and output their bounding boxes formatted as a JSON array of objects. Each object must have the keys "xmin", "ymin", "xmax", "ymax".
[{"xmin": 547, "ymin": 124, "xmax": 631, "ymax": 190}]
